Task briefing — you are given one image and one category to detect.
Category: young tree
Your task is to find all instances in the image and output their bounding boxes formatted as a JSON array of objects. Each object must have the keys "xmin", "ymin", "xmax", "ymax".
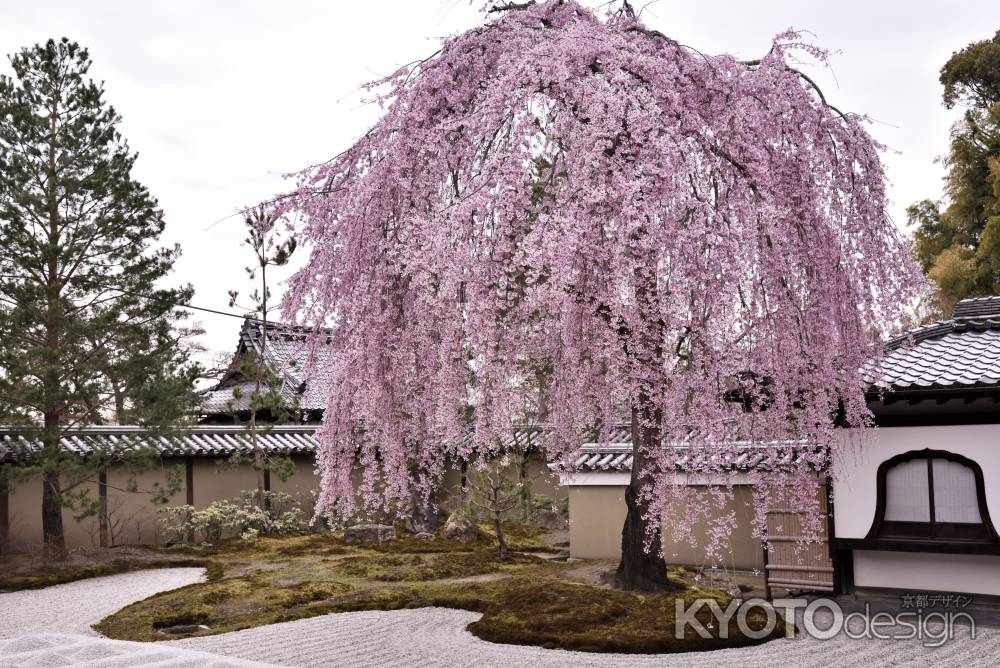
[
  {"xmin": 0, "ymin": 39, "xmax": 198, "ymax": 557},
  {"xmin": 468, "ymin": 456, "xmax": 524, "ymax": 560},
  {"xmin": 278, "ymin": 1, "xmax": 924, "ymax": 589},
  {"xmin": 227, "ymin": 207, "xmax": 297, "ymax": 510},
  {"xmin": 909, "ymin": 29, "xmax": 1000, "ymax": 314}
]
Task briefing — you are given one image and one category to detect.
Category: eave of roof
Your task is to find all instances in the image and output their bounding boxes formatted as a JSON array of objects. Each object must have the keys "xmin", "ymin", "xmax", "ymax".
[
  {"xmin": 0, "ymin": 424, "xmax": 322, "ymax": 463},
  {"xmin": 566, "ymin": 439, "xmax": 824, "ymax": 472},
  {"xmin": 0, "ymin": 424, "xmax": 548, "ymax": 464}
]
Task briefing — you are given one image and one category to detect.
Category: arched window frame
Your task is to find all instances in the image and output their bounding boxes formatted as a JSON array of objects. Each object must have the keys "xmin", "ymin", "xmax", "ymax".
[{"xmin": 865, "ymin": 449, "xmax": 999, "ymax": 550}]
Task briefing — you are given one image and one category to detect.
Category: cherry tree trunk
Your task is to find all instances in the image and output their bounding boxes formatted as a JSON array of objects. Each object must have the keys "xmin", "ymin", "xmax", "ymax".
[
  {"xmin": 615, "ymin": 405, "xmax": 669, "ymax": 590},
  {"xmin": 409, "ymin": 488, "xmax": 441, "ymax": 533}
]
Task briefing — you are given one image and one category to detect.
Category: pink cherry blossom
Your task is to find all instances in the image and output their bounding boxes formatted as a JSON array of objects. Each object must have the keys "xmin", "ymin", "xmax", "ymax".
[{"xmin": 277, "ymin": 1, "xmax": 927, "ymax": 557}]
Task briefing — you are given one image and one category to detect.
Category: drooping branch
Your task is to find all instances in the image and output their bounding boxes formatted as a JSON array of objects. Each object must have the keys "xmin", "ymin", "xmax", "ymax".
[
  {"xmin": 278, "ymin": 0, "xmax": 925, "ymax": 571},
  {"xmin": 487, "ymin": 1, "xmax": 537, "ymax": 13},
  {"xmin": 627, "ymin": 24, "xmax": 848, "ymax": 120},
  {"xmin": 740, "ymin": 59, "xmax": 847, "ymax": 119}
]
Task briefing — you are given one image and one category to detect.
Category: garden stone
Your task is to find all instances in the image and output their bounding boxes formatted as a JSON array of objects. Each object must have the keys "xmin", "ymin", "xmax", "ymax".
[
  {"xmin": 157, "ymin": 624, "xmax": 210, "ymax": 635},
  {"xmin": 344, "ymin": 523, "xmax": 395, "ymax": 544},
  {"xmin": 441, "ymin": 516, "xmax": 479, "ymax": 543},
  {"xmin": 528, "ymin": 509, "xmax": 567, "ymax": 531}
]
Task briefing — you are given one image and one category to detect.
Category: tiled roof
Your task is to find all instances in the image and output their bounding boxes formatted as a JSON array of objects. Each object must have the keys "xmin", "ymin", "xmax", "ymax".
[
  {"xmin": 200, "ymin": 320, "xmax": 336, "ymax": 414},
  {"xmin": 573, "ymin": 442, "xmax": 634, "ymax": 471},
  {"xmin": 570, "ymin": 438, "xmax": 819, "ymax": 472},
  {"xmin": 0, "ymin": 425, "xmax": 321, "ymax": 464},
  {"xmin": 199, "ymin": 380, "xmax": 260, "ymax": 414},
  {"xmin": 868, "ymin": 296, "xmax": 1000, "ymax": 392},
  {"xmin": 0, "ymin": 425, "xmax": 547, "ymax": 464}
]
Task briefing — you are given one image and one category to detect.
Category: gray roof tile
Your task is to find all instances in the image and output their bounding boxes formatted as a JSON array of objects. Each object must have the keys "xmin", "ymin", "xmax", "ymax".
[
  {"xmin": 0, "ymin": 425, "xmax": 322, "ymax": 463},
  {"xmin": 868, "ymin": 297, "xmax": 1000, "ymax": 392},
  {"xmin": 200, "ymin": 320, "xmax": 336, "ymax": 414}
]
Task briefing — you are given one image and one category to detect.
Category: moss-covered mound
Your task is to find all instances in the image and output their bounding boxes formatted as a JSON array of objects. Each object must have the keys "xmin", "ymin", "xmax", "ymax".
[
  {"xmin": 330, "ymin": 550, "xmax": 544, "ymax": 582},
  {"xmin": 470, "ymin": 580, "xmax": 780, "ymax": 653},
  {"xmin": 92, "ymin": 528, "xmax": 784, "ymax": 653},
  {"xmin": 97, "ymin": 576, "xmax": 355, "ymax": 639}
]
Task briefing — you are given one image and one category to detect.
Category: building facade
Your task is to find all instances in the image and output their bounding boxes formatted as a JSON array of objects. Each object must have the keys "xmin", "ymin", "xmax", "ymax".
[{"xmin": 561, "ymin": 297, "xmax": 1000, "ymax": 598}]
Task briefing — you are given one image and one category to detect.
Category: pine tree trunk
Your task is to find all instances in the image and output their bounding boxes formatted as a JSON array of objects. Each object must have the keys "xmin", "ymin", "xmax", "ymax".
[
  {"xmin": 41, "ymin": 416, "xmax": 67, "ymax": 560},
  {"xmin": 98, "ymin": 467, "xmax": 109, "ymax": 548},
  {"xmin": 113, "ymin": 381, "xmax": 125, "ymax": 425},
  {"xmin": 615, "ymin": 404, "xmax": 669, "ymax": 590},
  {"xmin": 0, "ymin": 466, "xmax": 9, "ymax": 557},
  {"xmin": 41, "ymin": 85, "xmax": 67, "ymax": 560},
  {"xmin": 252, "ymin": 264, "xmax": 268, "ymax": 511},
  {"xmin": 251, "ymin": 417, "xmax": 266, "ymax": 511},
  {"xmin": 41, "ymin": 466, "xmax": 66, "ymax": 560}
]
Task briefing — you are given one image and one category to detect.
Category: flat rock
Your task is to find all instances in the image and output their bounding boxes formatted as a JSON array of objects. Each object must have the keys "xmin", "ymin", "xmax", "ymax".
[
  {"xmin": 414, "ymin": 532, "xmax": 435, "ymax": 542},
  {"xmin": 344, "ymin": 523, "xmax": 396, "ymax": 544},
  {"xmin": 158, "ymin": 624, "xmax": 211, "ymax": 635}
]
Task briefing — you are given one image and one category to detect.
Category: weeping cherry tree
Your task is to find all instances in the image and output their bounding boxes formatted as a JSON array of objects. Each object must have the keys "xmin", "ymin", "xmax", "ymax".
[{"xmin": 277, "ymin": 1, "xmax": 925, "ymax": 589}]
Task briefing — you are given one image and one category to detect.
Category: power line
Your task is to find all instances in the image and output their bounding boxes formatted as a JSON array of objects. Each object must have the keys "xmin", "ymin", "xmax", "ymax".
[
  {"xmin": 146, "ymin": 297, "xmax": 250, "ymax": 320},
  {"xmin": 0, "ymin": 274, "xmax": 252, "ymax": 320}
]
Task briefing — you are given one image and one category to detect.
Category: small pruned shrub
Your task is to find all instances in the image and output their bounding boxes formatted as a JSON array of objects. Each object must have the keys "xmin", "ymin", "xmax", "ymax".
[{"xmin": 159, "ymin": 490, "xmax": 308, "ymax": 545}]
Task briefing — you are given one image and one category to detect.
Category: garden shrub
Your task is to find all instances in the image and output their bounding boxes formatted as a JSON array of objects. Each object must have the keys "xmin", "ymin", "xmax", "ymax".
[{"xmin": 159, "ymin": 490, "xmax": 308, "ymax": 545}]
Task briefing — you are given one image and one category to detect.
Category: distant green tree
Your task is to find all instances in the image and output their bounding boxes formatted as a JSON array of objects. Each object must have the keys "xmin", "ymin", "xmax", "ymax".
[
  {"xmin": 909, "ymin": 29, "xmax": 1000, "ymax": 314},
  {"xmin": 226, "ymin": 206, "xmax": 297, "ymax": 510},
  {"xmin": 0, "ymin": 39, "xmax": 200, "ymax": 557}
]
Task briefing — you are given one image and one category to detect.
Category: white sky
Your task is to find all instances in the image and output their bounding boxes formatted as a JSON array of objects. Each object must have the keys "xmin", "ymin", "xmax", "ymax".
[{"xmin": 2, "ymin": 0, "xmax": 998, "ymax": 366}]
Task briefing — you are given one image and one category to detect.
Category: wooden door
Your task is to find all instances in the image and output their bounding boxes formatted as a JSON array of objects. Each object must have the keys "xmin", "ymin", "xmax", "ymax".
[{"xmin": 763, "ymin": 482, "xmax": 835, "ymax": 596}]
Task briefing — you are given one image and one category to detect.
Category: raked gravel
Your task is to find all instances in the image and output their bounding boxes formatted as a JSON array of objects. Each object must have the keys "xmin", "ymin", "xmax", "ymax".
[
  {"xmin": 173, "ymin": 605, "xmax": 997, "ymax": 668},
  {"xmin": 0, "ymin": 568, "xmax": 997, "ymax": 667},
  {"xmin": 0, "ymin": 633, "xmax": 276, "ymax": 667},
  {"xmin": 0, "ymin": 568, "xmax": 205, "ymax": 638}
]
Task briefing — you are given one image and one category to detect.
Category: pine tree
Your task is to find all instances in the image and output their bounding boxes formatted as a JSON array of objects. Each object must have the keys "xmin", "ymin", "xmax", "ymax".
[{"xmin": 0, "ymin": 38, "xmax": 200, "ymax": 557}]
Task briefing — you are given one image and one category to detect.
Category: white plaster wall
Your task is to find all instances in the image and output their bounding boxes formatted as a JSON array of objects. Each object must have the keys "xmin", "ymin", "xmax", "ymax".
[
  {"xmin": 833, "ymin": 424, "xmax": 1000, "ymax": 596},
  {"xmin": 832, "ymin": 425, "xmax": 1000, "ymax": 540},
  {"xmin": 854, "ymin": 550, "xmax": 1000, "ymax": 596}
]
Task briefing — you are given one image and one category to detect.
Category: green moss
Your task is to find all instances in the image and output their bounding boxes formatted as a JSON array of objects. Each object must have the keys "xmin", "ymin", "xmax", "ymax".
[
  {"xmin": 203, "ymin": 561, "xmax": 225, "ymax": 581},
  {"xmin": 0, "ymin": 563, "xmax": 117, "ymax": 591},
  {"xmin": 0, "ymin": 558, "xmax": 215, "ymax": 592},
  {"xmin": 93, "ymin": 529, "xmax": 784, "ymax": 653},
  {"xmin": 330, "ymin": 550, "xmax": 543, "ymax": 582},
  {"xmin": 363, "ymin": 534, "xmax": 481, "ymax": 554},
  {"xmin": 477, "ymin": 523, "xmax": 552, "ymax": 552},
  {"xmin": 466, "ymin": 579, "xmax": 778, "ymax": 654},
  {"xmin": 94, "ymin": 575, "xmax": 356, "ymax": 641}
]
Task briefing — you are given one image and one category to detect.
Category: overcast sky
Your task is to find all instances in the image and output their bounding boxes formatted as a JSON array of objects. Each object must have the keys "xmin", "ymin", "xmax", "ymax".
[{"xmin": 2, "ymin": 1, "xmax": 999, "ymax": 366}]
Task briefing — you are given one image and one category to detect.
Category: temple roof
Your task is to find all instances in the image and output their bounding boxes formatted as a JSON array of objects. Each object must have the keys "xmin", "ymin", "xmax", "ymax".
[
  {"xmin": 868, "ymin": 296, "xmax": 1000, "ymax": 392},
  {"xmin": 199, "ymin": 319, "xmax": 335, "ymax": 416}
]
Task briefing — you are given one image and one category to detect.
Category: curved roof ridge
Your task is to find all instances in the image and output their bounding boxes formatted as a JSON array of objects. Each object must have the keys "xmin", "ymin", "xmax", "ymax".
[
  {"xmin": 873, "ymin": 295, "xmax": 1000, "ymax": 392},
  {"xmin": 885, "ymin": 296, "xmax": 1000, "ymax": 351}
]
